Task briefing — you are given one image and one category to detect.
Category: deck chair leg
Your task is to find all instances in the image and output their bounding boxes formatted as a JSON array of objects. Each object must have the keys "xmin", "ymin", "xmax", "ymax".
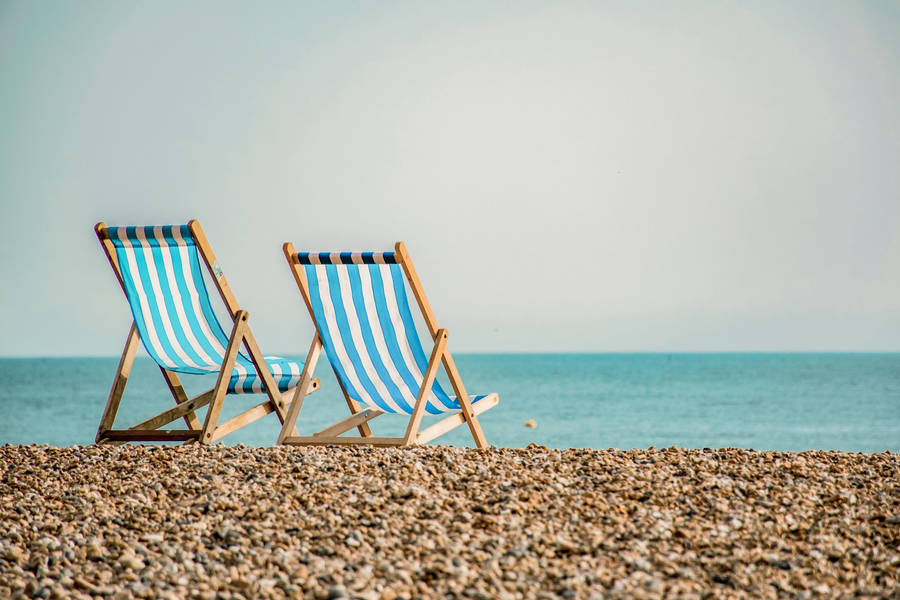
[
  {"xmin": 200, "ymin": 311, "xmax": 248, "ymax": 444},
  {"xmin": 403, "ymin": 329, "xmax": 448, "ymax": 445},
  {"xmin": 277, "ymin": 335, "xmax": 322, "ymax": 444},
  {"xmin": 96, "ymin": 323, "xmax": 140, "ymax": 443},
  {"xmin": 395, "ymin": 242, "xmax": 489, "ymax": 448},
  {"xmin": 442, "ymin": 351, "xmax": 488, "ymax": 449},
  {"xmin": 160, "ymin": 369, "xmax": 201, "ymax": 430},
  {"xmin": 242, "ymin": 325, "xmax": 290, "ymax": 423}
]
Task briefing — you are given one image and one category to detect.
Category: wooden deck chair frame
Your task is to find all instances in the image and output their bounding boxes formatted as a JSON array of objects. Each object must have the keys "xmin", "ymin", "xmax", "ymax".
[
  {"xmin": 277, "ymin": 241, "xmax": 497, "ymax": 449},
  {"xmin": 94, "ymin": 220, "xmax": 319, "ymax": 444}
]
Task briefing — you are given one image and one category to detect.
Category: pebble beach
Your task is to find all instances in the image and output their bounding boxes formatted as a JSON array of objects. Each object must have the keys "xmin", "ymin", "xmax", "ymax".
[{"xmin": 1, "ymin": 444, "xmax": 898, "ymax": 599}]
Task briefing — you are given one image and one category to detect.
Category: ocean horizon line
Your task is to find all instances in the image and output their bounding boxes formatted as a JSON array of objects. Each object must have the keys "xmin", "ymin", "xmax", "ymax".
[{"xmin": 2, "ymin": 349, "xmax": 899, "ymax": 359}]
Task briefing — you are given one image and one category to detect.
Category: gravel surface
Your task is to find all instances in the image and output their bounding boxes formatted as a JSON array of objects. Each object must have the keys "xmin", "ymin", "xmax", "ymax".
[{"xmin": 1, "ymin": 444, "xmax": 898, "ymax": 599}]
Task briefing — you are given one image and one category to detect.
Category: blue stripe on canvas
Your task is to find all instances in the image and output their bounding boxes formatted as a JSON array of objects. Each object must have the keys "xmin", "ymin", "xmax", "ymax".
[
  {"xmin": 128, "ymin": 229, "xmax": 186, "ymax": 370},
  {"xmin": 164, "ymin": 230, "xmax": 227, "ymax": 366},
  {"xmin": 323, "ymin": 265, "xmax": 394, "ymax": 413},
  {"xmin": 346, "ymin": 265, "xmax": 412, "ymax": 413},
  {"xmin": 303, "ymin": 264, "xmax": 364, "ymax": 403},
  {"xmin": 386, "ymin": 263, "xmax": 455, "ymax": 413},
  {"xmin": 227, "ymin": 355, "xmax": 304, "ymax": 394},
  {"xmin": 366, "ymin": 264, "xmax": 423, "ymax": 409},
  {"xmin": 146, "ymin": 232, "xmax": 208, "ymax": 369},
  {"xmin": 184, "ymin": 239, "xmax": 232, "ymax": 352}
]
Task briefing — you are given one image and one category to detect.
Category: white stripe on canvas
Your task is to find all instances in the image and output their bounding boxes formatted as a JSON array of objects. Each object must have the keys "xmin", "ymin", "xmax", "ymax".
[
  {"xmin": 356, "ymin": 264, "xmax": 419, "ymax": 411},
  {"xmin": 115, "ymin": 229, "xmax": 179, "ymax": 369},
  {"xmin": 378, "ymin": 264, "xmax": 455, "ymax": 411},
  {"xmin": 334, "ymin": 266, "xmax": 404, "ymax": 413},
  {"xmin": 151, "ymin": 226, "xmax": 219, "ymax": 370},
  {"xmin": 133, "ymin": 228, "xmax": 203, "ymax": 369},
  {"xmin": 287, "ymin": 360, "xmax": 300, "ymax": 387},
  {"xmin": 231, "ymin": 360, "xmax": 250, "ymax": 391},
  {"xmin": 170, "ymin": 227, "xmax": 229, "ymax": 361},
  {"xmin": 312, "ymin": 264, "xmax": 379, "ymax": 410}
]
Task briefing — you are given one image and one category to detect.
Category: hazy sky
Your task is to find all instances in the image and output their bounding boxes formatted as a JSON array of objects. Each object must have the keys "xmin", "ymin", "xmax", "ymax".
[{"xmin": 1, "ymin": 1, "xmax": 898, "ymax": 356}]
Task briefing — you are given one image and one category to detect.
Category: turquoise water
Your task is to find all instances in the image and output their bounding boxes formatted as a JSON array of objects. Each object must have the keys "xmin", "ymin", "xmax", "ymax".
[{"xmin": 0, "ymin": 354, "xmax": 897, "ymax": 451}]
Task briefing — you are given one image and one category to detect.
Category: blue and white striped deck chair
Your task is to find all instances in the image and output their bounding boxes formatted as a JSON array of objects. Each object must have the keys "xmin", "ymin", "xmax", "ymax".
[
  {"xmin": 277, "ymin": 241, "xmax": 498, "ymax": 448},
  {"xmin": 94, "ymin": 220, "xmax": 319, "ymax": 444}
]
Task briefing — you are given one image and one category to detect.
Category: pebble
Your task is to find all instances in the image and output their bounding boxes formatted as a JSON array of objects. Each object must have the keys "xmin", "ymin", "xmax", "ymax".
[{"xmin": 0, "ymin": 444, "xmax": 897, "ymax": 598}]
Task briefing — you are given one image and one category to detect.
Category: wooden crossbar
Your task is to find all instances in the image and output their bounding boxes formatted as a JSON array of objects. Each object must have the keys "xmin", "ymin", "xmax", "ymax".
[
  {"xmin": 403, "ymin": 329, "xmax": 448, "ymax": 444},
  {"xmin": 416, "ymin": 394, "xmax": 498, "ymax": 445},
  {"xmin": 131, "ymin": 389, "xmax": 216, "ymax": 432},
  {"xmin": 206, "ymin": 381, "xmax": 314, "ymax": 443},
  {"xmin": 280, "ymin": 393, "xmax": 497, "ymax": 447},
  {"xmin": 280, "ymin": 436, "xmax": 406, "ymax": 447},
  {"xmin": 314, "ymin": 407, "xmax": 385, "ymax": 437},
  {"xmin": 105, "ymin": 377, "xmax": 321, "ymax": 443},
  {"xmin": 209, "ymin": 400, "xmax": 275, "ymax": 442},
  {"xmin": 100, "ymin": 430, "xmax": 202, "ymax": 442}
]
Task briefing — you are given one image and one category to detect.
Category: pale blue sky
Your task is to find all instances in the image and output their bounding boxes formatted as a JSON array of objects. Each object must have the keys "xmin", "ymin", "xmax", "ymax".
[{"xmin": 1, "ymin": 1, "xmax": 898, "ymax": 356}]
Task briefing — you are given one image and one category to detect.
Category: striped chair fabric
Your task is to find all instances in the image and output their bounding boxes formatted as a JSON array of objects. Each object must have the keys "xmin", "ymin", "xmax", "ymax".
[
  {"xmin": 109, "ymin": 226, "xmax": 303, "ymax": 394},
  {"xmin": 295, "ymin": 251, "xmax": 491, "ymax": 415}
]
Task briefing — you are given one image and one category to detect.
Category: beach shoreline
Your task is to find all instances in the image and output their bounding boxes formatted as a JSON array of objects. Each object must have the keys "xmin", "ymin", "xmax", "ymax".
[{"xmin": 1, "ymin": 444, "xmax": 897, "ymax": 599}]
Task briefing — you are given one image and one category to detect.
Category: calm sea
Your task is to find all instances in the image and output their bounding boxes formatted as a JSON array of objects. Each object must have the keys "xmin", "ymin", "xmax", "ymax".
[{"xmin": 0, "ymin": 354, "xmax": 897, "ymax": 452}]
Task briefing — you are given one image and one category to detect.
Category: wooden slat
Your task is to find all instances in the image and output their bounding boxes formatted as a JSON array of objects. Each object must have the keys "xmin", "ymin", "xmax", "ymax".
[
  {"xmin": 403, "ymin": 329, "xmax": 447, "ymax": 444},
  {"xmin": 280, "ymin": 436, "xmax": 406, "ymax": 447},
  {"xmin": 100, "ymin": 430, "xmax": 201, "ymax": 442},
  {"xmin": 314, "ymin": 407, "xmax": 384, "ymax": 437},
  {"xmin": 416, "ymin": 393, "xmax": 498, "ymax": 445},
  {"xmin": 131, "ymin": 389, "xmax": 215, "ymax": 432},
  {"xmin": 209, "ymin": 399, "xmax": 273, "ymax": 442}
]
